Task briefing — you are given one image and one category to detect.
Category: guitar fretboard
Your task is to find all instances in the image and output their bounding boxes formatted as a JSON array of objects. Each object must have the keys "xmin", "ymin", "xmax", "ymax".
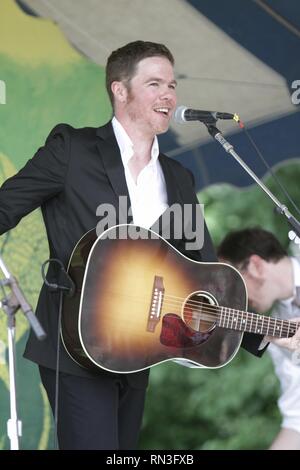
[{"xmin": 218, "ymin": 306, "xmax": 298, "ymax": 338}]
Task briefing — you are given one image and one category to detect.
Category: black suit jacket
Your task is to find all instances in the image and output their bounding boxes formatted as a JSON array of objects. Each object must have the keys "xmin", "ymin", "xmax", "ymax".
[{"xmin": 0, "ymin": 121, "xmax": 264, "ymax": 388}]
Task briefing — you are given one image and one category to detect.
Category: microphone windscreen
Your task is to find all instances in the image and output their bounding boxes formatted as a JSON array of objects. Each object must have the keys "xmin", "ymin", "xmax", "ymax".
[{"xmin": 173, "ymin": 105, "xmax": 187, "ymax": 124}]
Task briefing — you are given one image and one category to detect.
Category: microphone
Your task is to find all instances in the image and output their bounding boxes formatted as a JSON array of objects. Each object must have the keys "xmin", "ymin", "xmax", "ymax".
[{"xmin": 174, "ymin": 105, "xmax": 238, "ymax": 124}]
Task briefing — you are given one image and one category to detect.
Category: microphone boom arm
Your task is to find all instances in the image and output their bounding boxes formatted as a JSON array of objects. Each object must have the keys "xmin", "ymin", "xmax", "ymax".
[{"xmin": 205, "ymin": 123, "xmax": 300, "ymax": 238}]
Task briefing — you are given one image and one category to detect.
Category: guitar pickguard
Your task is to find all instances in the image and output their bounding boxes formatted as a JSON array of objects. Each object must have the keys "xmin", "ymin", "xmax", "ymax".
[{"xmin": 160, "ymin": 314, "xmax": 211, "ymax": 348}]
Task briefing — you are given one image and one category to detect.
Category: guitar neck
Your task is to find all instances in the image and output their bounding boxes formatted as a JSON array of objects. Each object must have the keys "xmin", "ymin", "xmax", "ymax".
[{"xmin": 218, "ymin": 307, "xmax": 299, "ymax": 338}]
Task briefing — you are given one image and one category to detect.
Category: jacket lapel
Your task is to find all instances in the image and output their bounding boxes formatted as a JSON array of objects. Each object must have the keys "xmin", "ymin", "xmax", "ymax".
[
  {"xmin": 158, "ymin": 154, "xmax": 180, "ymax": 207},
  {"xmin": 96, "ymin": 122, "xmax": 132, "ymax": 223},
  {"xmin": 150, "ymin": 154, "xmax": 182, "ymax": 237}
]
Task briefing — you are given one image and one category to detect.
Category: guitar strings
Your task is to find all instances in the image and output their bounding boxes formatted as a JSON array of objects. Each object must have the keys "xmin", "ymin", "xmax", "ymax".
[
  {"xmin": 148, "ymin": 292, "xmax": 298, "ymax": 331},
  {"xmin": 95, "ymin": 291, "xmax": 299, "ymax": 336},
  {"xmin": 167, "ymin": 300, "xmax": 299, "ymax": 336},
  {"xmin": 161, "ymin": 305, "xmax": 298, "ymax": 336},
  {"xmin": 151, "ymin": 293, "xmax": 299, "ymax": 329},
  {"xmin": 97, "ymin": 298, "xmax": 298, "ymax": 337},
  {"xmin": 96, "ymin": 298, "xmax": 297, "ymax": 336}
]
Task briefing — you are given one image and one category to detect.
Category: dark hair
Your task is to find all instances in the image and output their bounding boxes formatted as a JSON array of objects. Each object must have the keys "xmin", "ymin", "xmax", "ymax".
[
  {"xmin": 105, "ymin": 40, "xmax": 174, "ymax": 107},
  {"xmin": 217, "ymin": 227, "xmax": 287, "ymax": 268}
]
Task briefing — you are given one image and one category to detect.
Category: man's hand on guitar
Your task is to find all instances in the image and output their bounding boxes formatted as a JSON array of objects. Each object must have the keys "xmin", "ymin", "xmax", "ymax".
[{"xmin": 266, "ymin": 318, "xmax": 300, "ymax": 351}]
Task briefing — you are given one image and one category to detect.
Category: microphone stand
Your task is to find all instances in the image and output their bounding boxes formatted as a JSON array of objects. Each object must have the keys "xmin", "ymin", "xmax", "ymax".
[
  {"xmin": 204, "ymin": 122, "xmax": 300, "ymax": 238},
  {"xmin": 0, "ymin": 256, "xmax": 46, "ymax": 450}
]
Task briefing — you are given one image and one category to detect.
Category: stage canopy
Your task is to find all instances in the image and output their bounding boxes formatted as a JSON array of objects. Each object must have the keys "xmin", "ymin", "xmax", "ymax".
[{"xmin": 17, "ymin": 0, "xmax": 300, "ymax": 188}]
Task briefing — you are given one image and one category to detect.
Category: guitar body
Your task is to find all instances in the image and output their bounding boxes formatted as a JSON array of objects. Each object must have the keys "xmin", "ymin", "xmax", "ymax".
[{"xmin": 61, "ymin": 225, "xmax": 247, "ymax": 373}]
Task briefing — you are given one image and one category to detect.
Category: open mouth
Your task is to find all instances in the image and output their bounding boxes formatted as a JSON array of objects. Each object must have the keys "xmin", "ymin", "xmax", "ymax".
[{"xmin": 153, "ymin": 107, "xmax": 170, "ymax": 117}]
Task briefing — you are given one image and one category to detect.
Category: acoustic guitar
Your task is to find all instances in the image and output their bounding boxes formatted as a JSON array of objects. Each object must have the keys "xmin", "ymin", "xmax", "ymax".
[{"xmin": 61, "ymin": 224, "xmax": 299, "ymax": 373}]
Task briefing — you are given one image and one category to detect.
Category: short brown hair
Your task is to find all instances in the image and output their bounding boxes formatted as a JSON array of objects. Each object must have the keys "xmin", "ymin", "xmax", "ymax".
[
  {"xmin": 105, "ymin": 40, "xmax": 174, "ymax": 107},
  {"xmin": 217, "ymin": 227, "xmax": 287, "ymax": 269}
]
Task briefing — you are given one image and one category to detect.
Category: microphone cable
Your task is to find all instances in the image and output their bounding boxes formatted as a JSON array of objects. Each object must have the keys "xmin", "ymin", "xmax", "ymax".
[
  {"xmin": 241, "ymin": 125, "xmax": 300, "ymax": 218},
  {"xmin": 202, "ymin": 112, "xmax": 300, "ymax": 220},
  {"xmin": 41, "ymin": 258, "xmax": 75, "ymax": 450}
]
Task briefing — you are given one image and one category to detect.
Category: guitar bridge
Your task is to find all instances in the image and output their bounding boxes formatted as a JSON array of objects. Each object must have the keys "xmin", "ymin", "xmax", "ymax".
[{"xmin": 147, "ymin": 276, "xmax": 165, "ymax": 332}]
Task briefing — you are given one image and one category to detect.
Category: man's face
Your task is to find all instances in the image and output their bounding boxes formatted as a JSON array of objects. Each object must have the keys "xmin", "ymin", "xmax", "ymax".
[
  {"xmin": 121, "ymin": 56, "xmax": 177, "ymax": 137},
  {"xmin": 238, "ymin": 258, "xmax": 277, "ymax": 313}
]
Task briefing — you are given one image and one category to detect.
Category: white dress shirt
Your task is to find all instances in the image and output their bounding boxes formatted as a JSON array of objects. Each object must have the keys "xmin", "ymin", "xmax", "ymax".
[
  {"xmin": 268, "ymin": 257, "xmax": 300, "ymax": 433},
  {"xmin": 112, "ymin": 117, "xmax": 168, "ymax": 229}
]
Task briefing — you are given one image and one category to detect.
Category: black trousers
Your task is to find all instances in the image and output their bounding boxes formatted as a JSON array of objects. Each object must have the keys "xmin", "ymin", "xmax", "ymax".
[{"xmin": 39, "ymin": 366, "xmax": 146, "ymax": 450}]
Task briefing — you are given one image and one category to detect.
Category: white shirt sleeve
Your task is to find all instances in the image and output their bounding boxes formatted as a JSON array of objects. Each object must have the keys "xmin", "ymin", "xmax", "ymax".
[{"xmin": 268, "ymin": 343, "xmax": 300, "ymax": 433}]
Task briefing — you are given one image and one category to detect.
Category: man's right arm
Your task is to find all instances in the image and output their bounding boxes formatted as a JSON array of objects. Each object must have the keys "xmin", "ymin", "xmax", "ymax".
[{"xmin": 0, "ymin": 124, "xmax": 71, "ymax": 234}]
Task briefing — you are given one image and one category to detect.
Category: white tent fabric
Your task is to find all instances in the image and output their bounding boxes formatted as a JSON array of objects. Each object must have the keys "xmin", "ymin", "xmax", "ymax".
[{"xmin": 20, "ymin": 0, "xmax": 293, "ymax": 144}]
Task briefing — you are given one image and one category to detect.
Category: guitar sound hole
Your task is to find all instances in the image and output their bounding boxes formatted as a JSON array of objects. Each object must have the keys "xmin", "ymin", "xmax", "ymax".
[{"xmin": 183, "ymin": 292, "xmax": 217, "ymax": 333}]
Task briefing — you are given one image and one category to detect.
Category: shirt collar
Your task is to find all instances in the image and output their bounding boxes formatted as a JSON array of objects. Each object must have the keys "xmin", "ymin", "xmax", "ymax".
[{"xmin": 112, "ymin": 116, "xmax": 159, "ymax": 166}]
